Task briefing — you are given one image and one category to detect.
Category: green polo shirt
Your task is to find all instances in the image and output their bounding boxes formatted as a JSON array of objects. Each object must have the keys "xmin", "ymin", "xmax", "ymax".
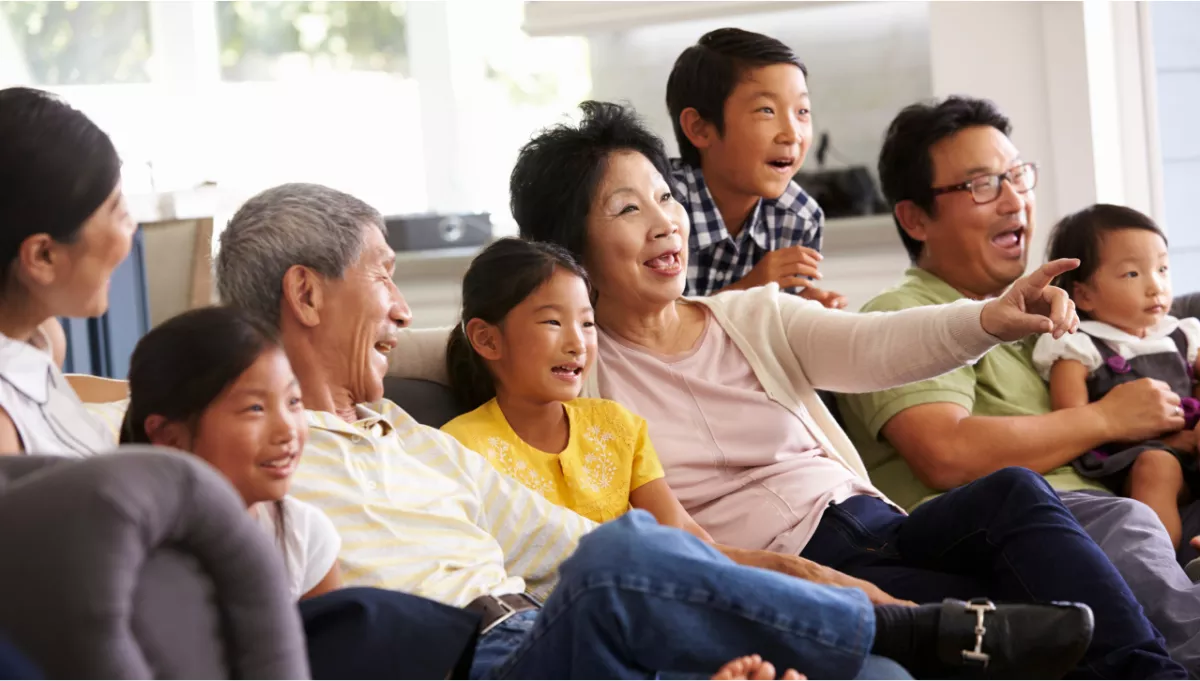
[{"xmin": 836, "ymin": 267, "xmax": 1109, "ymax": 511}]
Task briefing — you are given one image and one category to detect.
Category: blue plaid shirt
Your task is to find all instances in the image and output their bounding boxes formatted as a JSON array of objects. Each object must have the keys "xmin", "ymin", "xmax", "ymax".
[{"xmin": 672, "ymin": 159, "xmax": 824, "ymax": 296}]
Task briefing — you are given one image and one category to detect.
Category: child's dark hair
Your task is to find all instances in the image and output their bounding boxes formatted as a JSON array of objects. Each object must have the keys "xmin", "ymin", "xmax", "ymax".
[
  {"xmin": 446, "ymin": 238, "xmax": 590, "ymax": 412},
  {"xmin": 1047, "ymin": 203, "xmax": 1168, "ymax": 304},
  {"xmin": 121, "ymin": 306, "xmax": 289, "ymax": 550},
  {"xmin": 666, "ymin": 28, "xmax": 806, "ymax": 168}
]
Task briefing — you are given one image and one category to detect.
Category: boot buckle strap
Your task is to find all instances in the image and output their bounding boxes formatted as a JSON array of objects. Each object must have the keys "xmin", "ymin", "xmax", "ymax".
[{"xmin": 961, "ymin": 598, "xmax": 996, "ymax": 667}]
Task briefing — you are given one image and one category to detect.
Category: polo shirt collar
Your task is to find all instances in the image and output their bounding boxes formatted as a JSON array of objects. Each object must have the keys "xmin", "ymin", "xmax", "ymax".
[
  {"xmin": 903, "ymin": 267, "xmax": 968, "ymax": 305},
  {"xmin": 306, "ymin": 402, "xmax": 395, "ymax": 437}
]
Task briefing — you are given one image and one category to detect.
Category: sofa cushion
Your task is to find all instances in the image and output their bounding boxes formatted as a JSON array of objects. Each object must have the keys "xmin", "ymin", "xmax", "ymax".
[
  {"xmin": 383, "ymin": 377, "xmax": 463, "ymax": 428},
  {"xmin": 1173, "ymin": 292, "xmax": 1200, "ymax": 321}
]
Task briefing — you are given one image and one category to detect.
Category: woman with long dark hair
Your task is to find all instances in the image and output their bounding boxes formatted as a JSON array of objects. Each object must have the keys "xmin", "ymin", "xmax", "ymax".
[{"xmin": 0, "ymin": 86, "xmax": 137, "ymax": 455}]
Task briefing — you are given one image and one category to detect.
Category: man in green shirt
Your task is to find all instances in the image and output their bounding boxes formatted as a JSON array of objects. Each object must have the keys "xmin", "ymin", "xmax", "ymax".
[{"xmin": 837, "ymin": 95, "xmax": 1200, "ymax": 670}]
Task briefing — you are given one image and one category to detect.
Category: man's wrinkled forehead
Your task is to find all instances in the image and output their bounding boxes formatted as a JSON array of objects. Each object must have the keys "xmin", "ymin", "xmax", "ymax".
[{"xmin": 929, "ymin": 125, "xmax": 1022, "ymax": 185}]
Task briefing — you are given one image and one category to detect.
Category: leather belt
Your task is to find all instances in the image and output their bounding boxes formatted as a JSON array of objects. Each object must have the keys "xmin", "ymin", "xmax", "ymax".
[{"xmin": 464, "ymin": 593, "xmax": 541, "ymax": 635}]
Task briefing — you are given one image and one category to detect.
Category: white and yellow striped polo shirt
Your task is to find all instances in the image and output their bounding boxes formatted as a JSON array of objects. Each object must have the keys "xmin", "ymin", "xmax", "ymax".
[{"xmin": 293, "ymin": 399, "xmax": 598, "ymax": 607}]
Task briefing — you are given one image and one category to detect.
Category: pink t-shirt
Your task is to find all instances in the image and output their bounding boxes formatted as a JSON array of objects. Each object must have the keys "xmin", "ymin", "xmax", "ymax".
[{"xmin": 596, "ymin": 310, "xmax": 883, "ymax": 555}]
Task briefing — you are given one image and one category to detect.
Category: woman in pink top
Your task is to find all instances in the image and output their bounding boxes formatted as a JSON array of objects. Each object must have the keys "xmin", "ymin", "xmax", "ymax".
[{"xmin": 393, "ymin": 101, "xmax": 1183, "ymax": 678}]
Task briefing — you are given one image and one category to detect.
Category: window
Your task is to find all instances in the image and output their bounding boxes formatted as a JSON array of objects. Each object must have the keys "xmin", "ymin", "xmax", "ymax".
[
  {"xmin": 465, "ymin": 1, "xmax": 591, "ymax": 232},
  {"xmin": 1, "ymin": 1, "xmax": 151, "ymax": 84},
  {"xmin": 0, "ymin": 0, "xmax": 591, "ymax": 237},
  {"xmin": 217, "ymin": 1, "xmax": 408, "ymax": 81},
  {"xmin": 1149, "ymin": 1, "xmax": 1200, "ymax": 292}
]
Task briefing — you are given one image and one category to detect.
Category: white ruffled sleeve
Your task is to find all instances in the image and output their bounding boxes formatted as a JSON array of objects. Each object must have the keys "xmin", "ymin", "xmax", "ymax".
[
  {"xmin": 1176, "ymin": 316, "xmax": 1200, "ymax": 366},
  {"xmin": 1031, "ymin": 331, "xmax": 1104, "ymax": 381}
]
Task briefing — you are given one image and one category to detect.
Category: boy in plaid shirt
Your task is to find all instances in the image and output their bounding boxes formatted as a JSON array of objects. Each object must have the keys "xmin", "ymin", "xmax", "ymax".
[{"xmin": 666, "ymin": 28, "xmax": 845, "ymax": 308}]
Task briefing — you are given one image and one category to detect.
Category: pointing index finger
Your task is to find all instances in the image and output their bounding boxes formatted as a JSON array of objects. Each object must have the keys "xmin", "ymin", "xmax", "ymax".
[{"xmin": 1024, "ymin": 258, "xmax": 1080, "ymax": 290}]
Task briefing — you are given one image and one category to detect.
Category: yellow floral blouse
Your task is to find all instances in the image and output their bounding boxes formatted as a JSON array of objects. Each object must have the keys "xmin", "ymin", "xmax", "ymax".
[{"xmin": 441, "ymin": 397, "xmax": 665, "ymax": 523}]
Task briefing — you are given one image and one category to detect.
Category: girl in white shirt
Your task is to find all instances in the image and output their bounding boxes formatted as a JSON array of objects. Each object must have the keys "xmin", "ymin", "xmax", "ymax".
[
  {"xmin": 0, "ymin": 87, "xmax": 137, "ymax": 456},
  {"xmin": 120, "ymin": 305, "xmax": 341, "ymax": 600},
  {"xmin": 1037, "ymin": 204, "xmax": 1200, "ymax": 553}
]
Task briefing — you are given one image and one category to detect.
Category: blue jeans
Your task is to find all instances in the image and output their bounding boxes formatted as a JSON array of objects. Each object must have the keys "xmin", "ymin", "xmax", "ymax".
[
  {"xmin": 799, "ymin": 467, "xmax": 1183, "ymax": 679},
  {"xmin": 470, "ymin": 510, "xmax": 904, "ymax": 680}
]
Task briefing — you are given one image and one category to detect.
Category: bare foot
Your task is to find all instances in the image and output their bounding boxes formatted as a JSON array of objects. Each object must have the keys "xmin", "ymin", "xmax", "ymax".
[{"xmin": 713, "ymin": 655, "xmax": 805, "ymax": 680}]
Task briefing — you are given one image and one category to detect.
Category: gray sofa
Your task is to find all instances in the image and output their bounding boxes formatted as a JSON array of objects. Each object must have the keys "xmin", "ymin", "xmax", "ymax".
[
  {"xmin": 0, "ymin": 448, "xmax": 309, "ymax": 679},
  {"xmin": 1176, "ymin": 293, "xmax": 1200, "ymax": 325}
]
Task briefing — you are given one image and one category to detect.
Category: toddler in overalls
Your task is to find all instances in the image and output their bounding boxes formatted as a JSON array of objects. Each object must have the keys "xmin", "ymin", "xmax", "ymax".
[{"xmin": 1034, "ymin": 204, "xmax": 1200, "ymax": 562}]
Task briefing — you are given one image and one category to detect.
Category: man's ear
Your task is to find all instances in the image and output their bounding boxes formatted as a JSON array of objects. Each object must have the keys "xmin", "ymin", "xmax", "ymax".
[
  {"xmin": 15, "ymin": 234, "xmax": 59, "ymax": 288},
  {"xmin": 894, "ymin": 200, "xmax": 931, "ymax": 249},
  {"xmin": 143, "ymin": 415, "xmax": 190, "ymax": 450},
  {"xmin": 465, "ymin": 318, "xmax": 502, "ymax": 362},
  {"xmin": 281, "ymin": 265, "xmax": 324, "ymax": 328},
  {"xmin": 679, "ymin": 107, "xmax": 719, "ymax": 154}
]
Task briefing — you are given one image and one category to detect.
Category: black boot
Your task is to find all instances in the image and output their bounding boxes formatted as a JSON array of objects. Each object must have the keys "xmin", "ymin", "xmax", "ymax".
[{"xmin": 935, "ymin": 598, "xmax": 1093, "ymax": 679}]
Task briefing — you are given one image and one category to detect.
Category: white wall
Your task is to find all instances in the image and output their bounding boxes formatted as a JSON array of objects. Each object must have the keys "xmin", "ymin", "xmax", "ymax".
[
  {"xmin": 1149, "ymin": 1, "xmax": 1200, "ymax": 294},
  {"xmin": 928, "ymin": 2, "xmax": 1061, "ymax": 268}
]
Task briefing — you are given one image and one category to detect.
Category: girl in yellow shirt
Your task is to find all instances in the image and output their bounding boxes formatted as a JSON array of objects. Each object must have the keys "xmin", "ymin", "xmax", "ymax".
[{"xmin": 442, "ymin": 238, "xmax": 713, "ymax": 539}]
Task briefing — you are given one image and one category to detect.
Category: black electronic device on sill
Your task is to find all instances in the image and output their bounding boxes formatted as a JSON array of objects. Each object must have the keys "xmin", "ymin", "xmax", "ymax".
[{"xmin": 384, "ymin": 213, "xmax": 492, "ymax": 252}]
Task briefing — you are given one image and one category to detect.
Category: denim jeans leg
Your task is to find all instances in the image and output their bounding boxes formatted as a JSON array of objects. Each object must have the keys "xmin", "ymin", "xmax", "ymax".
[
  {"xmin": 891, "ymin": 467, "xmax": 1182, "ymax": 679},
  {"xmin": 485, "ymin": 510, "xmax": 876, "ymax": 680},
  {"xmin": 854, "ymin": 655, "xmax": 912, "ymax": 680},
  {"xmin": 799, "ymin": 498, "xmax": 985, "ymax": 604},
  {"xmin": 470, "ymin": 611, "xmax": 539, "ymax": 680}
]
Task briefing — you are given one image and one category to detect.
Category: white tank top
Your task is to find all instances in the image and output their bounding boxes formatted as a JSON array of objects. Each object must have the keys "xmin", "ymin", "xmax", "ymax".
[{"xmin": 0, "ymin": 332, "xmax": 114, "ymax": 457}]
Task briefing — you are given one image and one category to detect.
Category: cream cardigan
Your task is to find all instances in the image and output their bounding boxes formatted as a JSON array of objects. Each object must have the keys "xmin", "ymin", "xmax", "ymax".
[{"xmin": 390, "ymin": 284, "xmax": 998, "ymax": 487}]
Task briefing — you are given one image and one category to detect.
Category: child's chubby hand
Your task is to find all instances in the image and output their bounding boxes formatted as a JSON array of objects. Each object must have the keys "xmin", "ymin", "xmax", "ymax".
[
  {"xmin": 1162, "ymin": 422, "xmax": 1200, "ymax": 455},
  {"xmin": 798, "ymin": 285, "xmax": 848, "ymax": 310},
  {"xmin": 739, "ymin": 246, "xmax": 824, "ymax": 291}
]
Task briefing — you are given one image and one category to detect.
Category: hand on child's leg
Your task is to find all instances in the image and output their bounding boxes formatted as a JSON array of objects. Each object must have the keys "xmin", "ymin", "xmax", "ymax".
[{"xmin": 712, "ymin": 655, "xmax": 805, "ymax": 680}]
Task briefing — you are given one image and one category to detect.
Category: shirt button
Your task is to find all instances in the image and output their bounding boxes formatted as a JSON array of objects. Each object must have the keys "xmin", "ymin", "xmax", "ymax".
[
  {"xmin": 367, "ymin": 481, "xmax": 378, "ymax": 491},
  {"xmin": 350, "ymin": 435, "xmax": 362, "ymax": 444}
]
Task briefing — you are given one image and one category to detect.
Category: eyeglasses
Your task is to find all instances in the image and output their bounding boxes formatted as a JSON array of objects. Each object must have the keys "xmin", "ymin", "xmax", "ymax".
[{"xmin": 931, "ymin": 162, "xmax": 1039, "ymax": 205}]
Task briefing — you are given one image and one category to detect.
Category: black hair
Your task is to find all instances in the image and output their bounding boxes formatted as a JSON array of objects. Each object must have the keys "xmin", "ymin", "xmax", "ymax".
[
  {"xmin": 0, "ymin": 87, "xmax": 121, "ymax": 293},
  {"xmin": 446, "ymin": 238, "xmax": 590, "ymax": 412},
  {"xmin": 120, "ymin": 306, "xmax": 289, "ymax": 553},
  {"xmin": 666, "ymin": 28, "xmax": 807, "ymax": 168},
  {"xmin": 877, "ymin": 96, "xmax": 1012, "ymax": 264},
  {"xmin": 1047, "ymin": 203, "xmax": 1168, "ymax": 307},
  {"xmin": 511, "ymin": 101, "xmax": 673, "ymax": 266}
]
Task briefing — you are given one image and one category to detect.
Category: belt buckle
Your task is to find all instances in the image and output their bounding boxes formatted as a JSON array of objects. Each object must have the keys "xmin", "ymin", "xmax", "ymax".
[
  {"xmin": 960, "ymin": 598, "xmax": 996, "ymax": 667},
  {"xmin": 479, "ymin": 594, "xmax": 520, "ymax": 636}
]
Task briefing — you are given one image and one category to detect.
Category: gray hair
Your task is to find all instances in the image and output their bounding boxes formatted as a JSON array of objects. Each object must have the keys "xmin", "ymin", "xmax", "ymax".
[{"xmin": 215, "ymin": 183, "xmax": 385, "ymax": 328}]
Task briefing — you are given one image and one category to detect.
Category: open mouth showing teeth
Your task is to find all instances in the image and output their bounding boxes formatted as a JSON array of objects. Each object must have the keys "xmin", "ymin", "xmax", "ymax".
[
  {"xmin": 768, "ymin": 159, "xmax": 795, "ymax": 169},
  {"xmin": 645, "ymin": 252, "xmax": 681, "ymax": 271},
  {"xmin": 374, "ymin": 342, "xmax": 393, "ymax": 355},
  {"xmin": 552, "ymin": 366, "xmax": 582, "ymax": 376},
  {"xmin": 261, "ymin": 453, "xmax": 296, "ymax": 470}
]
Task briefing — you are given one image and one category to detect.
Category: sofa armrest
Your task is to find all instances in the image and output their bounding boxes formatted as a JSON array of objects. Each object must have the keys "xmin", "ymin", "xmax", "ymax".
[{"xmin": 0, "ymin": 448, "xmax": 309, "ymax": 679}]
